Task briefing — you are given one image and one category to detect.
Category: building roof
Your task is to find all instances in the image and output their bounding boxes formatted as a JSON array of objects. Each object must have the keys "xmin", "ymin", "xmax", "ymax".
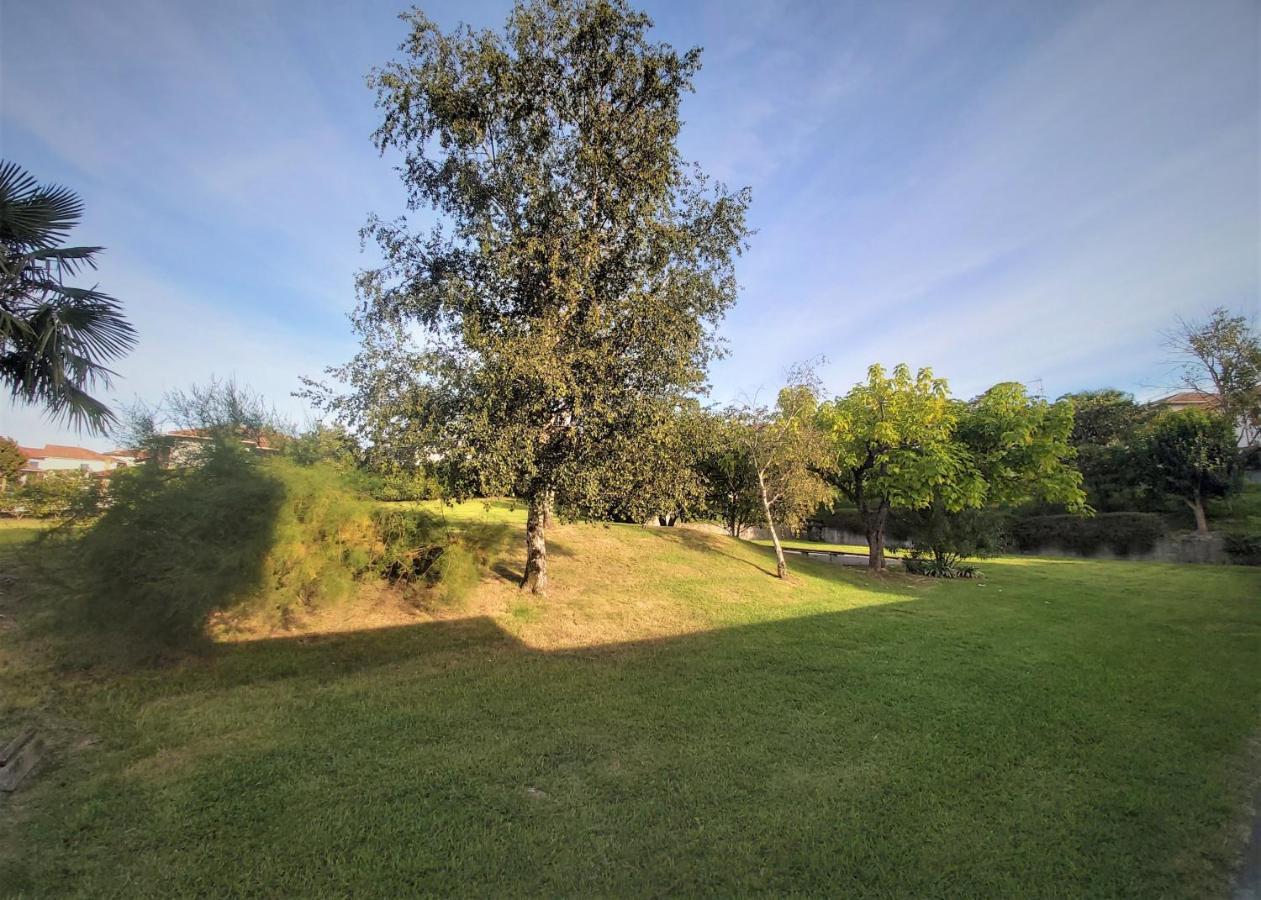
[
  {"xmin": 1150, "ymin": 390, "xmax": 1222, "ymax": 408},
  {"xmin": 18, "ymin": 444, "xmax": 119, "ymax": 462}
]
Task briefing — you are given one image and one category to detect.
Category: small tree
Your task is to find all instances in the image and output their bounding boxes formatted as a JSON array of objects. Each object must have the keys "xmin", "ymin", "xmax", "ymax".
[
  {"xmin": 1059, "ymin": 389, "xmax": 1154, "ymax": 512},
  {"xmin": 692, "ymin": 409, "xmax": 760, "ymax": 537},
  {"xmin": 1142, "ymin": 409, "xmax": 1238, "ymax": 533},
  {"xmin": 1167, "ymin": 307, "xmax": 1261, "ymax": 446},
  {"xmin": 0, "ymin": 436, "xmax": 25, "ymax": 492},
  {"xmin": 728, "ymin": 381, "xmax": 831, "ymax": 578},
  {"xmin": 818, "ymin": 364, "xmax": 967, "ymax": 571}
]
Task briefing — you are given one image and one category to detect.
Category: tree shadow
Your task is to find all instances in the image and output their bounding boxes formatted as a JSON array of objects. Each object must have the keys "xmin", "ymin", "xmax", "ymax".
[{"xmin": 645, "ymin": 526, "xmax": 780, "ymax": 578}]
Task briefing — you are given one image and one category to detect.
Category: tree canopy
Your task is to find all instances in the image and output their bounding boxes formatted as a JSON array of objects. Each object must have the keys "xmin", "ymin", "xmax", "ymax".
[
  {"xmin": 1142, "ymin": 409, "xmax": 1238, "ymax": 533},
  {"xmin": 818, "ymin": 364, "xmax": 968, "ymax": 570},
  {"xmin": 316, "ymin": 0, "xmax": 751, "ymax": 592},
  {"xmin": 1168, "ymin": 307, "xmax": 1260, "ymax": 446}
]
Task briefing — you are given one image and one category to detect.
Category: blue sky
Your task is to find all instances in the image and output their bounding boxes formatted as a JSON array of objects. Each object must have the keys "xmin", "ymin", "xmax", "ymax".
[{"xmin": 1, "ymin": 0, "xmax": 1257, "ymax": 448}]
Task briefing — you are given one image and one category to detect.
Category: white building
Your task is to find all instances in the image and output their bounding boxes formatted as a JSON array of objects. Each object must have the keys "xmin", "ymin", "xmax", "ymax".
[{"xmin": 18, "ymin": 444, "xmax": 127, "ymax": 479}]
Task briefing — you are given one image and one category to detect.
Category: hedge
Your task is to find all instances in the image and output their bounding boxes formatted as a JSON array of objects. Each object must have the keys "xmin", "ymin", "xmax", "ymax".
[{"xmin": 1008, "ymin": 512, "xmax": 1165, "ymax": 557}]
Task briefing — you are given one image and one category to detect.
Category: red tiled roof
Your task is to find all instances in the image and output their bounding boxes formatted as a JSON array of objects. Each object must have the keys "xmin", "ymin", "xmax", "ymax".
[{"xmin": 18, "ymin": 444, "xmax": 118, "ymax": 462}]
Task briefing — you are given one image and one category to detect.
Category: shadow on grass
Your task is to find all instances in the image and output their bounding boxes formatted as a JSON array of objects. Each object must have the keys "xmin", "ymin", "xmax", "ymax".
[{"xmin": 11, "ymin": 569, "xmax": 1259, "ymax": 899}]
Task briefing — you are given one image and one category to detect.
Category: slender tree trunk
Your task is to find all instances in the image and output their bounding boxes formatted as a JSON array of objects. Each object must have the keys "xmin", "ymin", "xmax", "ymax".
[
  {"xmin": 522, "ymin": 491, "xmax": 549, "ymax": 594},
  {"xmin": 757, "ymin": 469, "xmax": 789, "ymax": 578},
  {"xmin": 865, "ymin": 503, "xmax": 889, "ymax": 571},
  {"xmin": 1187, "ymin": 495, "xmax": 1209, "ymax": 534}
]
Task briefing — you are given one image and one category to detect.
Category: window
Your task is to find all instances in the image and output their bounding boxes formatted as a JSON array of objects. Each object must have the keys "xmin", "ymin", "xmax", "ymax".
[
  {"xmin": 80, "ymin": 463, "xmax": 90, "ymax": 471},
  {"xmin": 28, "ymin": 460, "xmax": 39, "ymax": 469}
]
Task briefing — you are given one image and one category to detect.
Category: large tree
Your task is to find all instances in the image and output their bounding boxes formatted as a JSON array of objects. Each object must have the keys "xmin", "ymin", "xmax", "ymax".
[
  {"xmin": 332, "ymin": 0, "xmax": 750, "ymax": 593},
  {"xmin": 818, "ymin": 364, "xmax": 968, "ymax": 571},
  {"xmin": 0, "ymin": 161, "xmax": 135, "ymax": 432},
  {"xmin": 1167, "ymin": 307, "xmax": 1261, "ymax": 446}
]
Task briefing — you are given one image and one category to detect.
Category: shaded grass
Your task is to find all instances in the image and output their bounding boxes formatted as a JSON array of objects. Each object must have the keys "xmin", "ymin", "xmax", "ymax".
[{"xmin": 0, "ymin": 520, "xmax": 1259, "ymax": 896}]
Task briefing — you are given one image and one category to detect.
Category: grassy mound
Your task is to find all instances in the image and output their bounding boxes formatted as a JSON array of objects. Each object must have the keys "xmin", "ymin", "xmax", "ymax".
[{"xmin": 0, "ymin": 511, "xmax": 1258, "ymax": 895}]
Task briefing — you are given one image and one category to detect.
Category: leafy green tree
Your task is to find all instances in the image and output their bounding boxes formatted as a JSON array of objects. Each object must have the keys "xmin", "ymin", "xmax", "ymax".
[
  {"xmin": 1142, "ymin": 409, "xmax": 1238, "ymax": 533},
  {"xmin": 904, "ymin": 383, "xmax": 1086, "ymax": 571},
  {"xmin": 0, "ymin": 161, "xmax": 136, "ymax": 432},
  {"xmin": 727, "ymin": 379, "xmax": 831, "ymax": 578},
  {"xmin": 324, "ymin": 0, "xmax": 751, "ymax": 593},
  {"xmin": 818, "ymin": 364, "xmax": 973, "ymax": 571},
  {"xmin": 0, "ymin": 436, "xmax": 25, "ymax": 492},
  {"xmin": 1058, "ymin": 389, "xmax": 1153, "ymax": 512},
  {"xmin": 694, "ymin": 410, "xmax": 762, "ymax": 537},
  {"xmin": 957, "ymin": 383, "xmax": 1085, "ymax": 509},
  {"xmin": 1168, "ymin": 307, "xmax": 1260, "ymax": 446},
  {"xmin": 285, "ymin": 423, "xmax": 360, "ymax": 469}
]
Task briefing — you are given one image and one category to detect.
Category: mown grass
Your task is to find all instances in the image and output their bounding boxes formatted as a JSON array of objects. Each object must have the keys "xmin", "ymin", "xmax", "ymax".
[
  {"xmin": 0, "ymin": 516, "xmax": 1258, "ymax": 896},
  {"xmin": 752, "ymin": 536, "xmax": 909, "ymax": 557}
]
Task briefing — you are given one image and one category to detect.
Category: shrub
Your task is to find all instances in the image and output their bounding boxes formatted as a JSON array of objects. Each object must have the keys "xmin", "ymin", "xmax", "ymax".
[
  {"xmin": 1223, "ymin": 531, "xmax": 1261, "ymax": 566},
  {"xmin": 57, "ymin": 446, "xmax": 481, "ymax": 657},
  {"xmin": 1009, "ymin": 512, "xmax": 1165, "ymax": 557},
  {"xmin": 902, "ymin": 553, "xmax": 981, "ymax": 578},
  {"xmin": 0, "ymin": 472, "xmax": 104, "ymax": 519}
]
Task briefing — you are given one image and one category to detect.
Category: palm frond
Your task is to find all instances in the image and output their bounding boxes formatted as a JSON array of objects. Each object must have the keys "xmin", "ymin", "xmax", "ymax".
[{"xmin": 0, "ymin": 161, "xmax": 134, "ymax": 434}]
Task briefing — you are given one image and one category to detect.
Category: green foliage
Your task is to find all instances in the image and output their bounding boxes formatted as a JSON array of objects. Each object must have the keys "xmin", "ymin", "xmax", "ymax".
[
  {"xmin": 1141, "ymin": 409, "xmax": 1239, "ymax": 531},
  {"xmin": 1168, "ymin": 306, "xmax": 1261, "ymax": 446},
  {"xmin": 309, "ymin": 0, "xmax": 751, "ymax": 590},
  {"xmin": 1009, "ymin": 512, "xmax": 1165, "ymax": 557},
  {"xmin": 1059, "ymin": 389, "xmax": 1156, "ymax": 511},
  {"xmin": 0, "ymin": 470, "xmax": 102, "ymax": 518},
  {"xmin": 46, "ymin": 447, "xmax": 482, "ymax": 658},
  {"xmin": 903, "ymin": 504, "xmax": 1007, "ymax": 571},
  {"xmin": 1223, "ymin": 531, "xmax": 1261, "ymax": 565},
  {"xmin": 958, "ymin": 383, "xmax": 1085, "ymax": 511},
  {"xmin": 902, "ymin": 553, "xmax": 981, "ymax": 578},
  {"xmin": 818, "ymin": 364, "xmax": 972, "ymax": 568},
  {"xmin": 694, "ymin": 410, "xmax": 762, "ymax": 535},
  {"xmin": 0, "ymin": 435, "xmax": 24, "ymax": 487},
  {"xmin": 0, "ymin": 161, "xmax": 136, "ymax": 432}
]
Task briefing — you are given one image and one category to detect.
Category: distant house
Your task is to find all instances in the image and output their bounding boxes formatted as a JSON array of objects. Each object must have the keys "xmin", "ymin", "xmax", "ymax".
[
  {"xmin": 113, "ymin": 427, "xmax": 284, "ymax": 468},
  {"xmin": 1150, "ymin": 390, "xmax": 1258, "ymax": 448},
  {"xmin": 18, "ymin": 444, "xmax": 127, "ymax": 481}
]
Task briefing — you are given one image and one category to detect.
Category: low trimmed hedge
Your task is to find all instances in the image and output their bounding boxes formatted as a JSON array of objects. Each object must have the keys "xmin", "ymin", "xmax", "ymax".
[
  {"xmin": 1224, "ymin": 531, "xmax": 1261, "ymax": 566},
  {"xmin": 1009, "ymin": 513, "xmax": 1165, "ymax": 558}
]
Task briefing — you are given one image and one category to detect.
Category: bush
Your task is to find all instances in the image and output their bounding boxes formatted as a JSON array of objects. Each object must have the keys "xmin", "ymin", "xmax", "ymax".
[
  {"xmin": 902, "ymin": 553, "xmax": 981, "ymax": 578},
  {"xmin": 0, "ymin": 472, "xmax": 104, "ymax": 519},
  {"xmin": 1009, "ymin": 512, "xmax": 1165, "ymax": 557},
  {"xmin": 1224, "ymin": 531, "xmax": 1261, "ymax": 566},
  {"xmin": 55, "ymin": 446, "xmax": 481, "ymax": 657}
]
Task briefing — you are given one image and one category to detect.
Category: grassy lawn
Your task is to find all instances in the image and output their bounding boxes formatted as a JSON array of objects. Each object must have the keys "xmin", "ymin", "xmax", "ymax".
[
  {"xmin": 752, "ymin": 536, "xmax": 909, "ymax": 557},
  {"xmin": 1, "ymin": 515, "xmax": 1259, "ymax": 896}
]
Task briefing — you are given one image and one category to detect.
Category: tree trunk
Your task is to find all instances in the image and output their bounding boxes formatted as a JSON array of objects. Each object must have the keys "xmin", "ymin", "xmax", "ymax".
[
  {"xmin": 541, "ymin": 487, "xmax": 556, "ymax": 530},
  {"xmin": 522, "ymin": 491, "xmax": 549, "ymax": 594},
  {"xmin": 1187, "ymin": 496, "xmax": 1209, "ymax": 534},
  {"xmin": 865, "ymin": 503, "xmax": 889, "ymax": 571},
  {"xmin": 757, "ymin": 469, "xmax": 789, "ymax": 578}
]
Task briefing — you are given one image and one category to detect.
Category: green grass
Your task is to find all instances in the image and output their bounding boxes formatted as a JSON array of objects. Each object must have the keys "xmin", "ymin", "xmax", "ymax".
[
  {"xmin": 752, "ymin": 536, "xmax": 908, "ymax": 557},
  {"xmin": 0, "ymin": 519, "xmax": 54, "ymax": 547},
  {"xmin": 1, "ymin": 517, "xmax": 1259, "ymax": 896}
]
